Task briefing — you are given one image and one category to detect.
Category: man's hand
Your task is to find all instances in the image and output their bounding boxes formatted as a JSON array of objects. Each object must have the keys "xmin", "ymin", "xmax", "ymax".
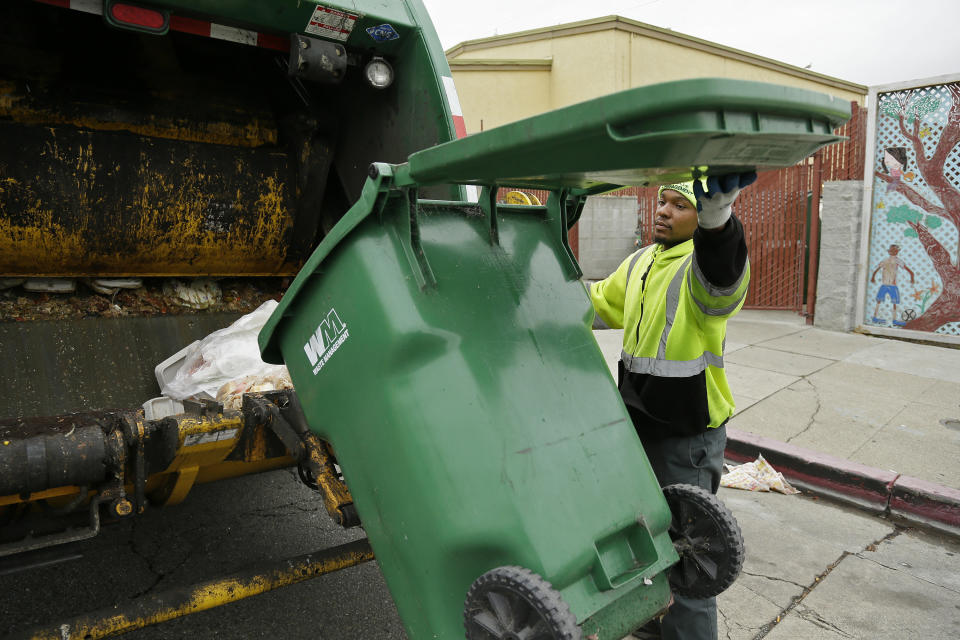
[{"xmin": 693, "ymin": 172, "xmax": 758, "ymax": 230}]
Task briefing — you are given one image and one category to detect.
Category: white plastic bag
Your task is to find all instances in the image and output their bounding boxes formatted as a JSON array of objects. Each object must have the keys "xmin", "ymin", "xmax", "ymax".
[{"xmin": 159, "ymin": 300, "xmax": 288, "ymax": 401}]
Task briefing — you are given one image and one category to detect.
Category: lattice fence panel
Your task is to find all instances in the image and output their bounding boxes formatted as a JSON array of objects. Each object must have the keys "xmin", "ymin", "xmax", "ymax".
[{"xmin": 864, "ymin": 82, "xmax": 960, "ymax": 336}]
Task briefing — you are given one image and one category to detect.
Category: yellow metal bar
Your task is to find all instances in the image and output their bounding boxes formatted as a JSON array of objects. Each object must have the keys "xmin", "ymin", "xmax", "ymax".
[
  {"xmin": 23, "ymin": 539, "xmax": 374, "ymax": 640},
  {"xmin": 0, "ymin": 486, "xmax": 84, "ymax": 507},
  {"xmin": 302, "ymin": 432, "xmax": 356, "ymax": 525},
  {"xmin": 145, "ymin": 413, "xmax": 245, "ymax": 507}
]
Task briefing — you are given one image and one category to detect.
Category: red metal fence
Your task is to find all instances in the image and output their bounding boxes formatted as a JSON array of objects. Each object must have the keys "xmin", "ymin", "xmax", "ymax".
[{"xmin": 735, "ymin": 164, "xmax": 819, "ymax": 309}]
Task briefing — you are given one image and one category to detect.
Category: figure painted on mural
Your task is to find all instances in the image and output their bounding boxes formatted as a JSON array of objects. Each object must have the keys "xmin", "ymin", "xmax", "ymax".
[
  {"xmin": 881, "ymin": 147, "xmax": 914, "ymax": 192},
  {"xmin": 871, "ymin": 244, "xmax": 916, "ymax": 326}
]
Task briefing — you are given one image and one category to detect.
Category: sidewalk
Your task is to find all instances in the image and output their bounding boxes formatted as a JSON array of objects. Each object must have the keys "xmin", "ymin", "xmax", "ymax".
[{"xmin": 592, "ymin": 310, "xmax": 960, "ymax": 536}]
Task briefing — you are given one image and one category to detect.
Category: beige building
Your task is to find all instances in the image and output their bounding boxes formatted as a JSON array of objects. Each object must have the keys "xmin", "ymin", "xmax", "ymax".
[{"xmin": 446, "ymin": 16, "xmax": 867, "ymax": 134}]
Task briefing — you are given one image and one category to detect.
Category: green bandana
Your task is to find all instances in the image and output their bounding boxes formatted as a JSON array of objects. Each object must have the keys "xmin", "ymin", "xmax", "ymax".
[{"xmin": 658, "ymin": 181, "xmax": 698, "ymax": 208}]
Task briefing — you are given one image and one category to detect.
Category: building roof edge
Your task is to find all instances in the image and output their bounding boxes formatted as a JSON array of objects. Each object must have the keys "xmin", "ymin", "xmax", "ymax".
[{"xmin": 444, "ymin": 15, "xmax": 867, "ymax": 94}]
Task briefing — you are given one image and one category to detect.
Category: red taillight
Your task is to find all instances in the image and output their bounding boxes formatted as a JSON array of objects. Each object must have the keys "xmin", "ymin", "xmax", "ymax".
[
  {"xmin": 105, "ymin": 1, "xmax": 169, "ymax": 34},
  {"xmin": 110, "ymin": 3, "xmax": 164, "ymax": 29}
]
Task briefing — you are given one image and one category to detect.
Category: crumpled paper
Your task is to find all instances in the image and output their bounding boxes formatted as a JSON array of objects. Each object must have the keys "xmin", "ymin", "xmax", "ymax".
[
  {"xmin": 721, "ymin": 454, "xmax": 800, "ymax": 494},
  {"xmin": 216, "ymin": 369, "xmax": 293, "ymax": 411}
]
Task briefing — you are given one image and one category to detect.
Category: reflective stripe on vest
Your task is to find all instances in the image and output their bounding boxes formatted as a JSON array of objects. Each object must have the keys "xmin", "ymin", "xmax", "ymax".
[
  {"xmin": 621, "ymin": 253, "xmax": 724, "ymax": 377},
  {"xmin": 688, "ymin": 254, "xmax": 750, "ymax": 317},
  {"xmin": 620, "ymin": 349, "xmax": 725, "ymax": 376}
]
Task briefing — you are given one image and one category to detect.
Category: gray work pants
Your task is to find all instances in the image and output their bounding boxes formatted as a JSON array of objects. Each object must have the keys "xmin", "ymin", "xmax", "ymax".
[{"xmin": 641, "ymin": 425, "xmax": 727, "ymax": 640}]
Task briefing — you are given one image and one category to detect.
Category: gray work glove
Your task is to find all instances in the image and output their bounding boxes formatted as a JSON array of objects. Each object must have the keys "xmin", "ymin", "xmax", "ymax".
[{"xmin": 693, "ymin": 172, "xmax": 757, "ymax": 229}]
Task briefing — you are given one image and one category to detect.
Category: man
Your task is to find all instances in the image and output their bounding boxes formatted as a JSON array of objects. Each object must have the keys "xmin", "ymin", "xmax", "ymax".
[
  {"xmin": 589, "ymin": 172, "xmax": 756, "ymax": 640},
  {"xmin": 870, "ymin": 243, "xmax": 915, "ymax": 327}
]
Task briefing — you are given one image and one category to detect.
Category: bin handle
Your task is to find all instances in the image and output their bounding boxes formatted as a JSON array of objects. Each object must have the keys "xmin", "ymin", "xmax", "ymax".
[
  {"xmin": 547, "ymin": 190, "xmax": 583, "ymax": 281},
  {"xmin": 478, "ymin": 185, "xmax": 499, "ymax": 245},
  {"xmin": 474, "ymin": 185, "xmax": 581, "ymax": 280},
  {"xmin": 593, "ymin": 563, "xmax": 647, "ymax": 591},
  {"xmin": 400, "ymin": 188, "xmax": 437, "ymax": 291},
  {"xmin": 591, "ymin": 518, "xmax": 660, "ymax": 591}
]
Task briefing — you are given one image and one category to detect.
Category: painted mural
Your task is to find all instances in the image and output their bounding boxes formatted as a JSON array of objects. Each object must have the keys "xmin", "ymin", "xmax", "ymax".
[{"xmin": 864, "ymin": 81, "xmax": 960, "ymax": 337}]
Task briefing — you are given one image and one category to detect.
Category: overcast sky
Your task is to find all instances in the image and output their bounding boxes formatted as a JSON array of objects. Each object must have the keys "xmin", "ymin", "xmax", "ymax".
[{"xmin": 421, "ymin": 0, "xmax": 959, "ymax": 87}]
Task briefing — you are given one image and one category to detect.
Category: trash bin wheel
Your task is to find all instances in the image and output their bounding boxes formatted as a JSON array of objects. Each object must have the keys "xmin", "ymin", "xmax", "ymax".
[
  {"xmin": 464, "ymin": 565, "xmax": 581, "ymax": 640},
  {"xmin": 662, "ymin": 483, "xmax": 744, "ymax": 599}
]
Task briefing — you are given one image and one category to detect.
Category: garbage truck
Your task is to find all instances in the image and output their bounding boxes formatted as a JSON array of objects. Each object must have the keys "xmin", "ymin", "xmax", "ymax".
[
  {"xmin": 0, "ymin": 0, "xmax": 467, "ymax": 419},
  {"xmin": 1, "ymin": 1, "xmax": 853, "ymax": 637},
  {"xmin": 1, "ymin": 0, "xmax": 465, "ymax": 549}
]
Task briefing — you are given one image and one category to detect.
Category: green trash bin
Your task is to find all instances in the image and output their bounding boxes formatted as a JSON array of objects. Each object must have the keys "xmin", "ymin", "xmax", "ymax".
[{"xmin": 259, "ymin": 78, "xmax": 850, "ymax": 639}]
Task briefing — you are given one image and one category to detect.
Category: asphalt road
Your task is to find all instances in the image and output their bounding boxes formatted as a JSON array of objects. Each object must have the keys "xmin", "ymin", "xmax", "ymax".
[
  {"xmin": 2, "ymin": 467, "xmax": 959, "ymax": 639},
  {"xmin": 0, "ymin": 469, "xmax": 405, "ymax": 640}
]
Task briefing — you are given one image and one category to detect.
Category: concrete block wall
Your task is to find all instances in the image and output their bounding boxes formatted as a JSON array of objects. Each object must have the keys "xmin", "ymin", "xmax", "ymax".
[
  {"xmin": 577, "ymin": 196, "xmax": 638, "ymax": 280},
  {"xmin": 815, "ymin": 181, "xmax": 864, "ymax": 331}
]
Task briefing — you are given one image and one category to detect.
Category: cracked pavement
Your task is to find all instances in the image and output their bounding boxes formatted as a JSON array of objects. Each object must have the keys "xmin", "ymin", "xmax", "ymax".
[
  {"xmin": 712, "ymin": 489, "xmax": 960, "ymax": 640},
  {"xmin": 720, "ymin": 313, "xmax": 960, "ymax": 489}
]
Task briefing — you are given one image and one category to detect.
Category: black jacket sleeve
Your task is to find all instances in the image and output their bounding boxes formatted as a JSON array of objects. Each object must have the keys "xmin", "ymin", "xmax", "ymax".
[{"xmin": 692, "ymin": 215, "xmax": 748, "ymax": 288}]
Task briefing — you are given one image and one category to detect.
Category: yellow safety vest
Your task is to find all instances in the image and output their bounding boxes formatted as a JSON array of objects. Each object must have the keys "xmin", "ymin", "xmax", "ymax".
[{"xmin": 590, "ymin": 239, "xmax": 750, "ymax": 429}]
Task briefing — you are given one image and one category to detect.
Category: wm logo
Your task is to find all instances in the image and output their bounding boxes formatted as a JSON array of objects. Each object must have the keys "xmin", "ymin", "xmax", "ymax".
[{"xmin": 303, "ymin": 309, "xmax": 347, "ymax": 366}]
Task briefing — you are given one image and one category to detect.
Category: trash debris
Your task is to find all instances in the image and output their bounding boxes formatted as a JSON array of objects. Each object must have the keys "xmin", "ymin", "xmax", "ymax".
[
  {"xmin": 0, "ymin": 278, "xmax": 25, "ymax": 290},
  {"xmin": 217, "ymin": 370, "xmax": 293, "ymax": 411},
  {"xmin": 83, "ymin": 277, "xmax": 143, "ymax": 295},
  {"xmin": 23, "ymin": 278, "xmax": 75, "ymax": 293},
  {"xmin": 158, "ymin": 300, "xmax": 288, "ymax": 401},
  {"xmin": 1, "ymin": 277, "xmax": 282, "ymax": 321},
  {"xmin": 162, "ymin": 278, "xmax": 222, "ymax": 309},
  {"xmin": 720, "ymin": 454, "xmax": 799, "ymax": 494},
  {"xmin": 142, "ymin": 396, "xmax": 185, "ymax": 421}
]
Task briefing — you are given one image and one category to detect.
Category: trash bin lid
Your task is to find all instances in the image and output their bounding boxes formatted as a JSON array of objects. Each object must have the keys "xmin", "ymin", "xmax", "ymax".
[{"xmin": 401, "ymin": 77, "xmax": 851, "ymax": 190}]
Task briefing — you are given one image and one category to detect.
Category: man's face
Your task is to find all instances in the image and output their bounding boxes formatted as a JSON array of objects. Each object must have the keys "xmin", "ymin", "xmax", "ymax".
[{"xmin": 654, "ymin": 189, "xmax": 698, "ymax": 247}]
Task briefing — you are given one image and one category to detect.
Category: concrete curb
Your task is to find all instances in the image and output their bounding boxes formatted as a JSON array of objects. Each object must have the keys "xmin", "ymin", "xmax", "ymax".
[
  {"xmin": 724, "ymin": 428, "xmax": 960, "ymax": 538},
  {"xmin": 889, "ymin": 475, "xmax": 960, "ymax": 537}
]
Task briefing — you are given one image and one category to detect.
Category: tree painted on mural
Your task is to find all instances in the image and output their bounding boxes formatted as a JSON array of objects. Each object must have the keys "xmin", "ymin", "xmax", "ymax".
[{"xmin": 875, "ymin": 83, "xmax": 960, "ymax": 332}]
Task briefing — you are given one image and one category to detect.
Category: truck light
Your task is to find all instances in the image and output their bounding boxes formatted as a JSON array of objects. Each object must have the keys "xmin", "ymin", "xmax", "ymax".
[
  {"xmin": 364, "ymin": 57, "xmax": 393, "ymax": 89},
  {"xmin": 105, "ymin": 0, "xmax": 169, "ymax": 35}
]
